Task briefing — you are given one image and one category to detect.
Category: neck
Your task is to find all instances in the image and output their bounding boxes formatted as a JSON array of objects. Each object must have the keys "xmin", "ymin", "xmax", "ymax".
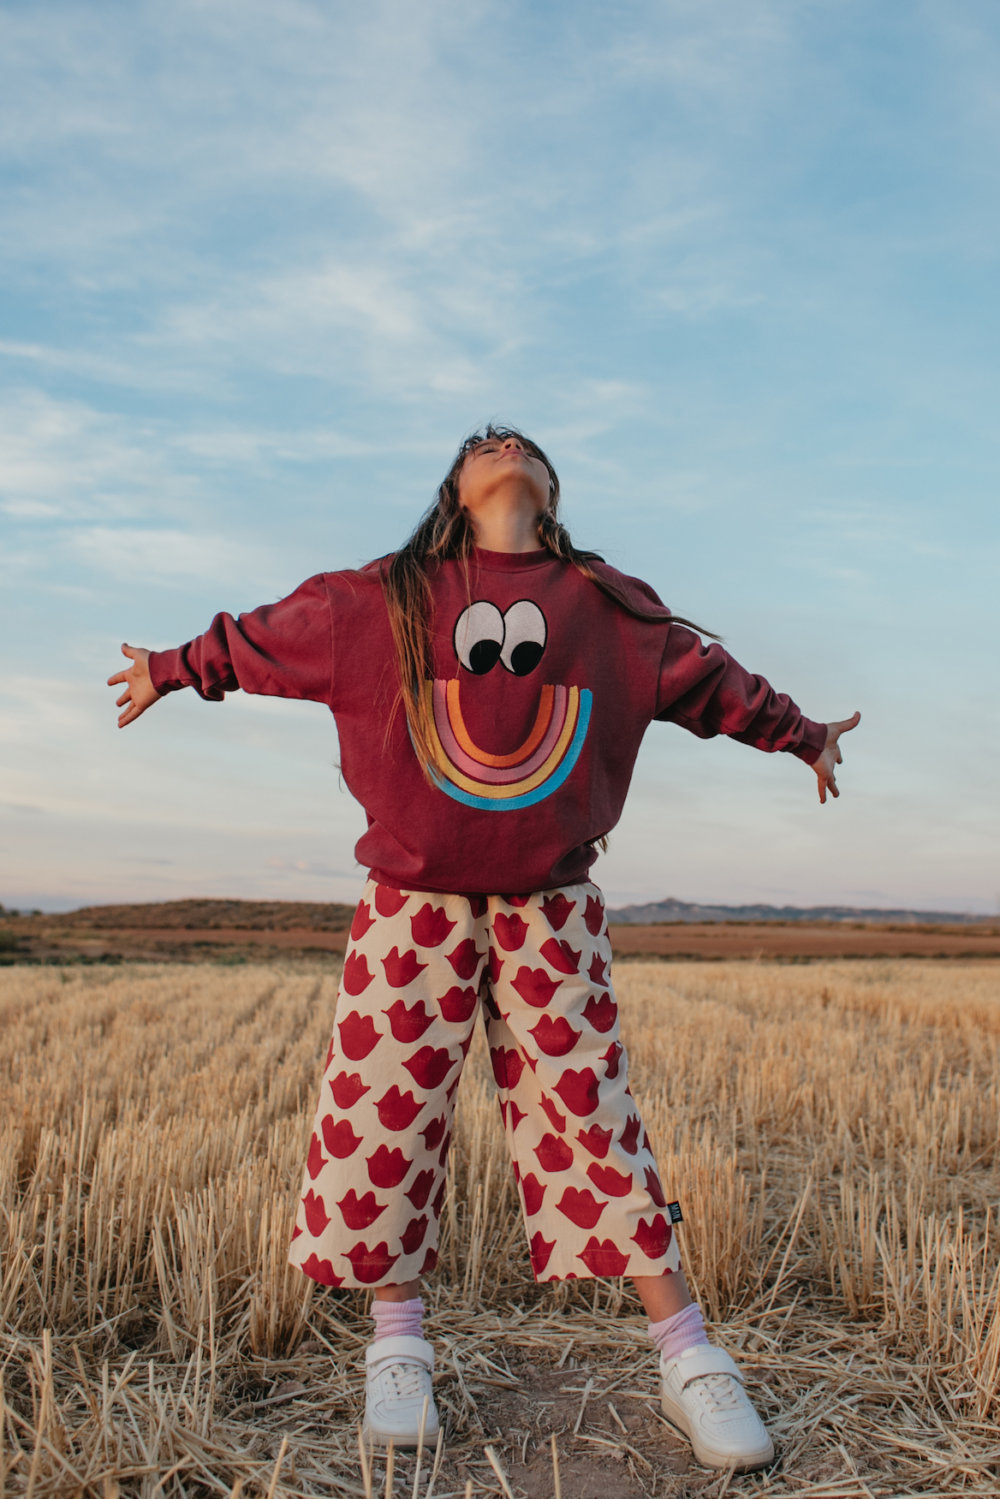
[{"xmin": 467, "ymin": 501, "xmax": 544, "ymax": 554}]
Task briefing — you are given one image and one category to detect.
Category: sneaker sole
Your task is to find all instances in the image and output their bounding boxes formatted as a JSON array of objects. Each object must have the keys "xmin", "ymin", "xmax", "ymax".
[
  {"xmin": 361, "ymin": 1419, "xmax": 440, "ymax": 1450},
  {"xmin": 660, "ymin": 1392, "xmax": 775, "ymax": 1472}
]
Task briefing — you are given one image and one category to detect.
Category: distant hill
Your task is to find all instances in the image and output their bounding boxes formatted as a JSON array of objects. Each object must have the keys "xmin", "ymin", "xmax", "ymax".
[
  {"xmin": 606, "ymin": 897, "xmax": 987, "ymax": 926},
  {"xmin": 13, "ymin": 898, "xmax": 358, "ymax": 931}
]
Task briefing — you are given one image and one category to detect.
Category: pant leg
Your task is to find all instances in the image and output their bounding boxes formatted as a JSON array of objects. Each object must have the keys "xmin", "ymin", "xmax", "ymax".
[
  {"xmin": 288, "ymin": 881, "xmax": 488, "ymax": 1289},
  {"xmin": 486, "ymin": 882, "xmax": 682, "ymax": 1283}
]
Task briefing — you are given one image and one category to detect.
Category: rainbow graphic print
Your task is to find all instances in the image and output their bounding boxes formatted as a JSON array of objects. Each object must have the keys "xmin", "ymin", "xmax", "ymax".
[{"xmin": 423, "ymin": 678, "xmax": 592, "ymax": 811}]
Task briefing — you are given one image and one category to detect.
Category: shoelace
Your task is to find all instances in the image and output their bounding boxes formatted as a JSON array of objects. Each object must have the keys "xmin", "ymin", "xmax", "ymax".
[
  {"xmin": 375, "ymin": 1360, "xmax": 430, "ymax": 1400},
  {"xmin": 688, "ymin": 1374, "xmax": 747, "ymax": 1414}
]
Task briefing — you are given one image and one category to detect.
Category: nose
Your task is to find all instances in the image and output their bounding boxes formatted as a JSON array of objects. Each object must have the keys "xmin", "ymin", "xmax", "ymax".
[{"xmin": 501, "ymin": 437, "xmax": 524, "ymax": 452}]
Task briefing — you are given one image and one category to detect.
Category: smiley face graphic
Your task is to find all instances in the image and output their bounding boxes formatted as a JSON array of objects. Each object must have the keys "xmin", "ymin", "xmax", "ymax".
[{"xmin": 420, "ymin": 600, "xmax": 592, "ymax": 811}]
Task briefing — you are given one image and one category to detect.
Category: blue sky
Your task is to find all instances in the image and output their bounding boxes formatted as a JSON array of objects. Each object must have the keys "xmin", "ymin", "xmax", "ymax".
[{"xmin": 2, "ymin": 0, "xmax": 997, "ymax": 915}]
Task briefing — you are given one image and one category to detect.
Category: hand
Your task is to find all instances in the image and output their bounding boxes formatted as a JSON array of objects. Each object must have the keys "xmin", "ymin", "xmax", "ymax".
[
  {"xmin": 813, "ymin": 710, "xmax": 861, "ymax": 804},
  {"xmin": 107, "ymin": 643, "xmax": 161, "ymax": 728}
]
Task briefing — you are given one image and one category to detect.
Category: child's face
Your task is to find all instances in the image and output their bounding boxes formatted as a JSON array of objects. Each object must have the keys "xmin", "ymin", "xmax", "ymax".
[{"xmin": 457, "ymin": 434, "xmax": 551, "ymax": 521}]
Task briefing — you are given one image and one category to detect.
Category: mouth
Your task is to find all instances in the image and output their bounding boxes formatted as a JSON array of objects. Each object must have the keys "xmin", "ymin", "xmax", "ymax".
[{"xmin": 422, "ymin": 678, "xmax": 592, "ymax": 811}]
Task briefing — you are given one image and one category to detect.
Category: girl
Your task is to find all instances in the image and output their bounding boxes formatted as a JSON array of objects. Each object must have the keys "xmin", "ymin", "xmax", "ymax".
[{"xmin": 109, "ymin": 426, "xmax": 859, "ymax": 1472}]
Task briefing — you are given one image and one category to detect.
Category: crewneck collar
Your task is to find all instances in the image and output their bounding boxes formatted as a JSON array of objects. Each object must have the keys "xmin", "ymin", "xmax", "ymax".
[{"xmin": 469, "ymin": 546, "xmax": 555, "ymax": 572}]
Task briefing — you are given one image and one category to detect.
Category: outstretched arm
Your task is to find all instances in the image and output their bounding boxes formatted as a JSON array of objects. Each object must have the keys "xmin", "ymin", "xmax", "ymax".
[
  {"xmin": 812, "ymin": 711, "xmax": 861, "ymax": 804},
  {"xmin": 107, "ymin": 644, "xmax": 161, "ymax": 728}
]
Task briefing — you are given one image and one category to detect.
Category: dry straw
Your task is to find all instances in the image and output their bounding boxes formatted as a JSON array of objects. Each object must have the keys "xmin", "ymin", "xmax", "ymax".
[{"xmin": 1, "ymin": 958, "xmax": 999, "ymax": 1495}]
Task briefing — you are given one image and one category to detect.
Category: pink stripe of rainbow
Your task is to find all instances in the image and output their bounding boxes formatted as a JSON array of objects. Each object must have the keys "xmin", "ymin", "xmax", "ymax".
[{"xmin": 431, "ymin": 679, "xmax": 570, "ymax": 785}]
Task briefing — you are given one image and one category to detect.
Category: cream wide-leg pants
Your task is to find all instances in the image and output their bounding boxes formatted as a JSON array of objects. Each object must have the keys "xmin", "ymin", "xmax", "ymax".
[{"xmin": 288, "ymin": 880, "xmax": 681, "ymax": 1289}]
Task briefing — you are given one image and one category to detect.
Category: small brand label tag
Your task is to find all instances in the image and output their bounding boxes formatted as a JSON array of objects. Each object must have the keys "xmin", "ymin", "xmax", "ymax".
[{"xmin": 667, "ymin": 1201, "xmax": 684, "ymax": 1224}]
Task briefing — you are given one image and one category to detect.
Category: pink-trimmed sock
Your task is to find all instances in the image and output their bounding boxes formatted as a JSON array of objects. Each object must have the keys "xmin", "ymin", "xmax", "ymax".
[
  {"xmin": 372, "ymin": 1297, "xmax": 424, "ymax": 1342},
  {"xmin": 648, "ymin": 1303, "xmax": 708, "ymax": 1362}
]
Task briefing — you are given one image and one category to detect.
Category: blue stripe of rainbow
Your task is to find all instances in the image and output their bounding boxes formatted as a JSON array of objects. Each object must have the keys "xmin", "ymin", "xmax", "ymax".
[{"xmin": 428, "ymin": 688, "xmax": 592, "ymax": 811}]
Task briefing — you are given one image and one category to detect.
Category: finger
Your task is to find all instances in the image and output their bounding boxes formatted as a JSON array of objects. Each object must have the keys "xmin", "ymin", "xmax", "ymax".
[
  {"xmin": 107, "ymin": 670, "xmax": 126, "ymax": 686},
  {"xmin": 121, "ymin": 642, "xmax": 136, "ymax": 659},
  {"xmin": 116, "ymin": 690, "xmax": 130, "ymax": 709}
]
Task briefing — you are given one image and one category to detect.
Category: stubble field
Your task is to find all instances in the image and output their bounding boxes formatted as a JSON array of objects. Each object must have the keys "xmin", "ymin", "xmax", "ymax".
[{"xmin": 2, "ymin": 958, "xmax": 999, "ymax": 1498}]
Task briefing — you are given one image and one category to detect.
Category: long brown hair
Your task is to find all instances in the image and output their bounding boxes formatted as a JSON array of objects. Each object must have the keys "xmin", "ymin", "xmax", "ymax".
[{"xmin": 380, "ymin": 424, "xmax": 717, "ymax": 778}]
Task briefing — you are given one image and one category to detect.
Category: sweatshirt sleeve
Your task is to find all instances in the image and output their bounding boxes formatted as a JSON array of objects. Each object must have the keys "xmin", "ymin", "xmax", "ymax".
[
  {"xmin": 147, "ymin": 574, "xmax": 335, "ymax": 705},
  {"xmin": 655, "ymin": 624, "xmax": 827, "ymax": 765}
]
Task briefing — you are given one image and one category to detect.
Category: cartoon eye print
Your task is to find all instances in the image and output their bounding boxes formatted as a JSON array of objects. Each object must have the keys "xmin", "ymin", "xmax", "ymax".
[
  {"xmin": 454, "ymin": 601, "xmax": 504, "ymax": 674},
  {"xmin": 499, "ymin": 601, "xmax": 546, "ymax": 676},
  {"xmin": 454, "ymin": 600, "xmax": 547, "ymax": 676}
]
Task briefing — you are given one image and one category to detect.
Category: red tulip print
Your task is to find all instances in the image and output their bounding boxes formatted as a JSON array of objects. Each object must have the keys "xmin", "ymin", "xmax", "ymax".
[
  {"xmin": 420, "ymin": 1246, "xmax": 438, "ymax": 1275},
  {"xmin": 584, "ymin": 895, "xmax": 605, "ymax": 935},
  {"xmin": 492, "ymin": 912, "xmax": 528, "ymax": 950},
  {"xmin": 383, "ymin": 997, "xmax": 435, "ymax": 1042},
  {"xmin": 342, "ymin": 952, "xmax": 375, "ymax": 995},
  {"xmin": 577, "ymin": 1238, "xmax": 629, "ymax": 1277},
  {"xmin": 539, "ymin": 937, "xmax": 582, "ymax": 974},
  {"xmin": 345, "ymin": 1240, "xmax": 400, "ymax": 1283},
  {"xmin": 437, "ymin": 984, "xmax": 478, "ymax": 1021},
  {"xmin": 324, "ymin": 1035, "xmax": 336, "ymax": 1070},
  {"xmin": 529, "ymin": 1232, "xmax": 556, "ymax": 1274},
  {"xmin": 521, "ymin": 1173, "xmax": 546, "ymax": 1215},
  {"xmin": 410, "ymin": 903, "xmax": 457, "ymax": 948},
  {"xmin": 490, "ymin": 1045, "xmax": 525, "ymax": 1089},
  {"xmin": 367, "ymin": 1145, "xmax": 411, "ymax": 1188},
  {"xmin": 374, "ymin": 1085, "xmax": 424, "ymax": 1131},
  {"xmin": 381, "ymin": 947, "xmax": 427, "ymax": 988},
  {"xmin": 300, "ymin": 1253, "xmax": 342, "ymax": 1286},
  {"xmin": 374, "ymin": 885, "xmax": 408, "ymax": 917},
  {"xmin": 507, "ymin": 1098, "xmax": 526, "ymax": 1131},
  {"xmin": 487, "ymin": 948, "xmax": 504, "ymax": 984},
  {"xmin": 582, "ymin": 992, "xmax": 617, "ymax": 1033},
  {"xmin": 337, "ymin": 1010, "xmax": 381, "ymax": 1059},
  {"xmin": 586, "ymin": 1162, "xmax": 633, "ymax": 1197},
  {"xmin": 511, "ymin": 966, "xmax": 562, "ymax": 1008},
  {"xmin": 405, "ymin": 1168, "xmax": 435, "ymax": 1209},
  {"xmin": 553, "ymin": 1066, "xmax": 600, "ymax": 1117},
  {"xmin": 306, "ymin": 1132, "xmax": 327, "ymax": 1180},
  {"xmin": 534, "ymin": 1133, "xmax": 574, "ymax": 1172},
  {"xmin": 329, "ymin": 1070, "xmax": 370, "ymax": 1108},
  {"xmin": 403, "ymin": 1044, "xmax": 455, "ymax": 1090},
  {"xmin": 576, "ymin": 1122, "xmax": 613, "ymax": 1159},
  {"xmin": 631, "ymin": 1214, "xmax": 670, "ymax": 1259},
  {"xmin": 466, "ymin": 894, "xmax": 487, "ymax": 917},
  {"xmin": 539, "ymin": 1094, "xmax": 567, "ymax": 1133},
  {"xmin": 588, "ymin": 953, "xmax": 609, "ymax": 987},
  {"xmin": 528, "ymin": 1014, "xmax": 581, "ymax": 1056},
  {"xmin": 540, "ymin": 892, "xmax": 575, "ymax": 930},
  {"xmin": 419, "ymin": 1114, "xmax": 447, "ymax": 1151},
  {"xmin": 302, "ymin": 1188, "xmax": 330, "ymax": 1236},
  {"xmin": 619, "ymin": 1115, "xmax": 641, "ymax": 1155},
  {"xmin": 446, "ymin": 937, "xmax": 485, "ymax": 980},
  {"xmin": 602, "ymin": 1042, "xmax": 622, "ymax": 1079},
  {"xmin": 337, "ymin": 1189, "xmax": 387, "ymax": 1230},
  {"xmin": 400, "ymin": 1215, "xmax": 429, "ymax": 1254},
  {"xmin": 505, "ymin": 893, "xmax": 531, "ymax": 907},
  {"xmin": 350, "ymin": 900, "xmax": 375, "ymax": 941},
  {"xmin": 321, "ymin": 1116, "xmax": 362, "ymax": 1158},
  {"xmin": 644, "ymin": 1167, "xmax": 667, "ymax": 1207},
  {"xmin": 555, "ymin": 1186, "xmax": 606, "ymax": 1229}
]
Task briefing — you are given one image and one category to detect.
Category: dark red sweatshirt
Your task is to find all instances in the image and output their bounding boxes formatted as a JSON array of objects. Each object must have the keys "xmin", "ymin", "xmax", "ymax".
[{"xmin": 149, "ymin": 549, "xmax": 826, "ymax": 894}]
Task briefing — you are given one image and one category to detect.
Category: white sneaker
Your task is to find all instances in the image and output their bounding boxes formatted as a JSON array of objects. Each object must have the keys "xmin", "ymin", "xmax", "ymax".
[
  {"xmin": 363, "ymin": 1335, "xmax": 440, "ymax": 1449},
  {"xmin": 660, "ymin": 1344, "xmax": 774, "ymax": 1471}
]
